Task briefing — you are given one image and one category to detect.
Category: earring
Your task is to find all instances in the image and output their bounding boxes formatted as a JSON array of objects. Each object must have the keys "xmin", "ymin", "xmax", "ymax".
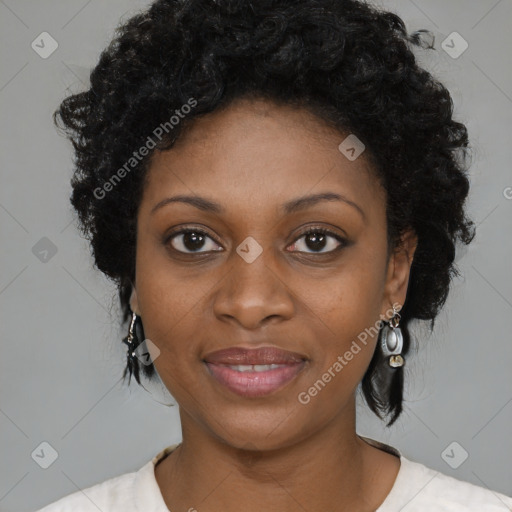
[
  {"xmin": 380, "ymin": 305, "xmax": 404, "ymax": 368},
  {"xmin": 122, "ymin": 311, "xmax": 141, "ymax": 384}
]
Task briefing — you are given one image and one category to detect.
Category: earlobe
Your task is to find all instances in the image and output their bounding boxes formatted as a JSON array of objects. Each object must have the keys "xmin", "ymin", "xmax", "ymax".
[{"xmin": 129, "ymin": 287, "xmax": 140, "ymax": 315}]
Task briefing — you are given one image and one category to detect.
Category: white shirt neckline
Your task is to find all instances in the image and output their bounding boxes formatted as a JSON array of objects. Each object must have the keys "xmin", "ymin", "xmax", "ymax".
[{"xmin": 37, "ymin": 434, "xmax": 512, "ymax": 510}]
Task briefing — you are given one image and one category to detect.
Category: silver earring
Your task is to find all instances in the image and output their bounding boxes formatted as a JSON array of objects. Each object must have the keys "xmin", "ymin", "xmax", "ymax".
[
  {"xmin": 121, "ymin": 311, "xmax": 142, "ymax": 384},
  {"xmin": 380, "ymin": 305, "xmax": 404, "ymax": 368}
]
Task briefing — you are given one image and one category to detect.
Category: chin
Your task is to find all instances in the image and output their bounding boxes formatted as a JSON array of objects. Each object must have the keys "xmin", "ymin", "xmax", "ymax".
[{"xmin": 201, "ymin": 404, "xmax": 313, "ymax": 453}]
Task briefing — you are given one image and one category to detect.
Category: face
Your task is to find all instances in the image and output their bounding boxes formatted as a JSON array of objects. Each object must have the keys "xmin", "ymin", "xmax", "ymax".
[{"xmin": 130, "ymin": 97, "xmax": 417, "ymax": 450}]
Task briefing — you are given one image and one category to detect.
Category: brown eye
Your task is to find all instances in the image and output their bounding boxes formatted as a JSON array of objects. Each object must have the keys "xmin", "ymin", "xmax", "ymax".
[
  {"xmin": 288, "ymin": 227, "xmax": 347, "ymax": 254},
  {"xmin": 167, "ymin": 229, "xmax": 222, "ymax": 254}
]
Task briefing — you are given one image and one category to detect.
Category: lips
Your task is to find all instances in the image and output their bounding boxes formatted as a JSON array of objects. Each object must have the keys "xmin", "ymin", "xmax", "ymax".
[
  {"xmin": 203, "ymin": 346, "xmax": 307, "ymax": 397},
  {"xmin": 203, "ymin": 346, "xmax": 306, "ymax": 365}
]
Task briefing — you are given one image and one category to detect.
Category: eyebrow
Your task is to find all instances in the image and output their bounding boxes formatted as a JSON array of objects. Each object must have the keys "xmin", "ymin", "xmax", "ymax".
[{"xmin": 150, "ymin": 192, "xmax": 366, "ymax": 221}]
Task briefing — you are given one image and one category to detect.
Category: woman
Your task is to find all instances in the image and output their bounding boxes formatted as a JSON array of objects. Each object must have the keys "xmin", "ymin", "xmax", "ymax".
[{"xmin": 38, "ymin": 0, "xmax": 512, "ymax": 510}]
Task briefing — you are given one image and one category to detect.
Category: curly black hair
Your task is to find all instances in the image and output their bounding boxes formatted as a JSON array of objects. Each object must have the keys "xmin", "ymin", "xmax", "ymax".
[{"xmin": 53, "ymin": 0, "xmax": 475, "ymax": 426}]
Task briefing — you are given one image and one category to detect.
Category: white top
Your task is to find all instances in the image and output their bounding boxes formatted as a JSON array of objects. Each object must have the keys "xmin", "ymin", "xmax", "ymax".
[{"xmin": 36, "ymin": 437, "xmax": 512, "ymax": 511}]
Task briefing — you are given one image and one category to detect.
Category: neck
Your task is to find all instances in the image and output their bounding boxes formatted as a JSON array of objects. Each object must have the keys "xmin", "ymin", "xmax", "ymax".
[{"xmin": 155, "ymin": 398, "xmax": 399, "ymax": 512}]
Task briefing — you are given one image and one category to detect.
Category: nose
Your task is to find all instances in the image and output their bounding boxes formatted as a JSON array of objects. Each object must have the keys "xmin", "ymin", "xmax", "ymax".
[{"xmin": 212, "ymin": 247, "xmax": 295, "ymax": 331}]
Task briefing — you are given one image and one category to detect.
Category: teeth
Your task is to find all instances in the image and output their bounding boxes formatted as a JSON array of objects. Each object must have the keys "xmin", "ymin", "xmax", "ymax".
[{"xmin": 227, "ymin": 364, "xmax": 284, "ymax": 372}]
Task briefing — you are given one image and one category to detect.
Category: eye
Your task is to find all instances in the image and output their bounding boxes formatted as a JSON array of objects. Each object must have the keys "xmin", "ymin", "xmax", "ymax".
[
  {"xmin": 165, "ymin": 225, "xmax": 348, "ymax": 256},
  {"xmin": 166, "ymin": 228, "xmax": 222, "ymax": 254},
  {"xmin": 288, "ymin": 227, "xmax": 347, "ymax": 254}
]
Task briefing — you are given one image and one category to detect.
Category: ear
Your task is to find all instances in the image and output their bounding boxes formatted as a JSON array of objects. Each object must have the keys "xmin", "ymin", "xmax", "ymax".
[
  {"xmin": 130, "ymin": 286, "xmax": 140, "ymax": 315},
  {"xmin": 381, "ymin": 228, "xmax": 418, "ymax": 317}
]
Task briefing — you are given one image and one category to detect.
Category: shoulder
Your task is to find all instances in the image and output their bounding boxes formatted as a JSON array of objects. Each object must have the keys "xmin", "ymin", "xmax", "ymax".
[
  {"xmin": 35, "ymin": 469, "xmax": 139, "ymax": 512},
  {"xmin": 359, "ymin": 436, "xmax": 512, "ymax": 511},
  {"xmin": 37, "ymin": 444, "xmax": 179, "ymax": 512},
  {"xmin": 385, "ymin": 456, "xmax": 512, "ymax": 511},
  {"xmin": 34, "ymin": 444, "xmax": 179, "ymax": 512}
]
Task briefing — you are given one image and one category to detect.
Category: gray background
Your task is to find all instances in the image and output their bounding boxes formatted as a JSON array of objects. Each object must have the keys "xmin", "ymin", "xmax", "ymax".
[{"xmin": 1, "ymin": 1, "xmax": 511, "ymax": 510}]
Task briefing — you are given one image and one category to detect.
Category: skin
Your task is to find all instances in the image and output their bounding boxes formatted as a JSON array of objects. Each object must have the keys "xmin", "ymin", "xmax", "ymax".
[{"xmin": 129, "ymin": 97, "xmax": 417, "ymax": 512}]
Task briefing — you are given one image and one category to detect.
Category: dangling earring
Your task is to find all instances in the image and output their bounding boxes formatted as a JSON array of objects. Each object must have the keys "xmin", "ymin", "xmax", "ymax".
[
  {"xmin": 122, "ymin": 311, "xmax": 141, "ymax": 384},
  {"xmin": 120, "ymin": 313, "xmax": 175, "ymax": 407},
  {"xmin": 380, "ymin": 305, "xmax": 404, "ymax": 368}
]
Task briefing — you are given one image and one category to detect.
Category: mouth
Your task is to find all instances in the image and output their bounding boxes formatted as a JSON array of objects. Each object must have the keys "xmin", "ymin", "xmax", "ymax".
[{"xmin": 203, "ymin": 346, "xmax": 308, "ymax": 397}]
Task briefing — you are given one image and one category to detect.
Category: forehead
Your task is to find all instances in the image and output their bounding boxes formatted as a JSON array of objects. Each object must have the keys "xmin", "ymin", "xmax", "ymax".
[{"xmin": 142, "ymin": 98, "xmax": 385, "ymax": 219}]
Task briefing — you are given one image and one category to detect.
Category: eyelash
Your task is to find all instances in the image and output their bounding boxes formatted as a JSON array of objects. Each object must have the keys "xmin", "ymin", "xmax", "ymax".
[{"xmin": 164, "ymin": 225, "xmax": 347, "ymax": 256}]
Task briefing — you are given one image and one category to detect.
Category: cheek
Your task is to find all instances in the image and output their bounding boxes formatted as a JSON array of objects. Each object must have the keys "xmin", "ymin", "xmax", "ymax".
[
  {"xmin": 133, "ymin": 251, "xmax": 198, "ymax": 367},
  {"xmin": 298, "ymin": 260, "xmax": 385, "ymax": 383},
  {"xmin": 305, "ymin": 260, "xmax": 385, "ymax": 337},
  {"xmin": 296, "ymin": 301, "xmax": 379, "ymax": 413},
  {"xmin": 135, "ymin": 231, "xmax": 201, "ymax": 327}
]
